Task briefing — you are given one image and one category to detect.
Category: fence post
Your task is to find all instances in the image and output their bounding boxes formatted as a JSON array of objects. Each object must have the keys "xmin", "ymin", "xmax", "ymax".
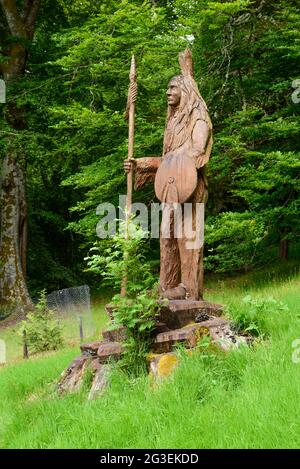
[
  {"xmin": 23, "ymin": 330, "xmax": 29, "ymax": 359},
  {"xmin": 79, "ymin": 316, "xmax": 84, "ymax": 341}
]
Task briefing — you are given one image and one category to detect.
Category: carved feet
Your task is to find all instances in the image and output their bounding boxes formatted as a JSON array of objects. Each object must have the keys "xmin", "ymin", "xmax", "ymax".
[{"xmin": 158, "ymin": 283, "xmax": 188, "ymax": 300}]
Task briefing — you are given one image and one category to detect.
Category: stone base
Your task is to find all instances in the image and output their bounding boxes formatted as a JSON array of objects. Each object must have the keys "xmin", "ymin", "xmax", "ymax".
[
  {"xmin": 102, "ymin": 326, "xmax": 127, "ymax": 342},
  {"xmin": 59, "ymin": 340, "xmax": 124, "ymax": 397},
  {"xmin": 58, "ymin": 298, "xmax": 249, "ymax": 395},
  {"xmin": 88, "ymin": 364, "xmax": 110, "ymax": 400},
  {"xmin": 159, "ymin": 299, "xmax": 223, "ymax": 329},
  {"xmin": 58, "ymin": 356, "xmax": 89, "ymax": 393},
  {"xmin": 153, "ymin": 317, "xmax": 246, "ymax": 353},
  {"xmin": 148, "ymin": 352, "xmax": 179, "ymax": 381}
]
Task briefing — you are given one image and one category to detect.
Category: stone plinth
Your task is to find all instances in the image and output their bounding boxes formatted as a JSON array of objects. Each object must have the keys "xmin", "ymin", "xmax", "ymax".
[
  {"xmin": 153, "ymin": 318, "xmax": 228, "ymax": 353},
  {"xmin": 59, "ymin": 298, "xmax": 249, "ymax": 395},
  {"xmin": 97, "ymin": 341, "xmax": 124, "ymax": 363},
  {"xmin": 159, "ymin": 299, "xmax": 223, "ymax": 329},
  {"xmin": 80, "ymin": 341, "xmax": 103, "ymax": 356},
  {"xmin": 102, "ymin": 326, "xmax": 127, "ymax": 342}
]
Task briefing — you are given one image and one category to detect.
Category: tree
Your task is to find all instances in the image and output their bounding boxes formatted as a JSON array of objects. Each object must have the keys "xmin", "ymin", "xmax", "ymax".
[
  {"xmin": 0, "ymin": 0, "xmax": 41, "ymax": 309},
  {"xmin": 1, "ymin": 0, "xmax": 298, "ymax": 303},
  {"xmin": 175, "ymin": 0, "xmax": 300, "ymax": 271}
]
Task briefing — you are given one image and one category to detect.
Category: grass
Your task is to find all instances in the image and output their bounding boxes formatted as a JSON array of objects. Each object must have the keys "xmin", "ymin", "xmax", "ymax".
[
  {"xmin": 0, "ymin": 264, "xmax": 300, "ymax": 448},
  {"xmin": 0, "ymin": 299, "xmax": 110, "ymax": 364}
]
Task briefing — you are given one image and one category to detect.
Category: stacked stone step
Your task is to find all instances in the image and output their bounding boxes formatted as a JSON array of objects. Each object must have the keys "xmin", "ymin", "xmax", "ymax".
[{"xmin": 58, "ymin": 299, "xmax": 240, "ymax": 396}]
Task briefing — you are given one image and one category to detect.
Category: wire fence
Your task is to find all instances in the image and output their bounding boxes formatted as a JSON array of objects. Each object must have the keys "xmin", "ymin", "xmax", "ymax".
[
  {"xmin": 0, "ymin": 285, "xmax": 95, "ymax": 364},
  {"xmin": 47, "ymin": 285, "xmax": 94, "ymax": 340}
]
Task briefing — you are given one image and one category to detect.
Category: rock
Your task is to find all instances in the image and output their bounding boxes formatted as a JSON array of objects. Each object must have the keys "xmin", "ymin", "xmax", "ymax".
[
  {"xmin": 97, "ymin": 341, "xmax": 124, "ymax": 363},
  {"xmin": 189, "ymin": 317, "xmax": 228, "ymax": 346},
  {"xmin": 80, "ymin": 341, "xmax": 103, "ymax": 356},
  {"xmin": 58, "ymin": 356, "xmax": 90, "ymax": 393},
  {"xmin": 88, "ymin": 364, "xmax": 110, "ymax": 400},
  {"xmin": 152, "ymin": 322, "xmax": 170, "ymax": 335},
  {"xmin": 149, "ymin": 352, "xmax": 179, "ymax": 381},
  {"xmin": 58, "ymin": 356, "xmax": 111, "ymax": 396},
  {"xmin": 186, "ymin": 318, "xmax": 248, "ymax": 351},
  {"xmin": 161, "ymin": 284, "xmax": 186, "ymax": 300},
  {"xmin": 153, "ymin": 324, "xmax": 199, "ymax": 353},
  {"xmin": 89, "ymin": 358, "xmax": 103, "ymax": 373},
  {"xmin": 102, "ymin": 326, "xmax": 127, "ymax": 342},
  {"xmin": 153, "ymin": 318, "xmax": 230, "ymax": 353},
  {"xmin": 159, "ymin": 299, "xmax": 223, "ymax": 329},
  {"xmin": 207, "ymin": 323, "xmax": 248, "ymax": 351}
]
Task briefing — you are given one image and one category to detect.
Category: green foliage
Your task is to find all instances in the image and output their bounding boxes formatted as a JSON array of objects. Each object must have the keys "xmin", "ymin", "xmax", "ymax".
[
  {"xmin": 205, "ymin": 211, "xmax": 267, "ymax": 272},
  {"xmin": 86, "ymin": 219, "xmax": 165, "ymax": 375},
  {"xmin": 229, "ymin": 295, "xmax": 289, "ymax": 338},
  {"xmin": 81, "ymin": 361, "xmax": 95, "ymax": 392},
  {"xmin": 177, "ymin": 0, "xmax": 300, "ymax": 272},
  {"xmin": 111, "ymin": 289, "xmax": 164, "ymax": 376},
  {"xmin": 1, "ymin": 0, "xmax": 300, "ymax": 295},
  {"xmin": 19, "ymin": 290, "xmax": 64, "ymax": 354}
]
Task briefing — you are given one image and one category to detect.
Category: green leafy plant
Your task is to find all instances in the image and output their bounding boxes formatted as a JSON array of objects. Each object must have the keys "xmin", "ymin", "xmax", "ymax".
[
  {"xmin": 86, "ymin": 219, "xmax": 166, "ymax": 375},
  {"xmin": 230, "ymin": 295, "xmax": 289, "ymax": 338},
  {"xmin": 19, "ymin": 290, "xmax": 64, "ymax": 354}
]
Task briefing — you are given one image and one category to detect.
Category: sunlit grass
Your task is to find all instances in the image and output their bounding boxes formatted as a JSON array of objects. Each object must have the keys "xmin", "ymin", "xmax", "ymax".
[
  {"xmin": 0, "ymin": 300, "xmax": 109, "ymax": 364},
  {"xmin": 0, "ymin": 266, "xmax": 300, "ymax": 448}
]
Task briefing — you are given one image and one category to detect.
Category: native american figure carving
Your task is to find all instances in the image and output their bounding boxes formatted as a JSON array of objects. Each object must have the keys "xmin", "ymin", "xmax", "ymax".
[{"xmin": 124, "ymin": 49, "xmax": 212, "ymax": 300}]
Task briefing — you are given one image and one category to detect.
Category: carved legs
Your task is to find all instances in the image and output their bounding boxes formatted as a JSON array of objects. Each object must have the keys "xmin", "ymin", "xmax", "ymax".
[
  {"xmin": 159, "ymin": 192, "xmax": 205, "ymax": 300},
  {"xmin": 178, "ymin": 237, "xmax": 204, "ymax": 300},
  {"xmin": 160, "ymin": 209, "xmax": 181, "ymax": 291},
  {"xmin": 177, "ymin": 200, "xmax": 204, "ymax": 300}
]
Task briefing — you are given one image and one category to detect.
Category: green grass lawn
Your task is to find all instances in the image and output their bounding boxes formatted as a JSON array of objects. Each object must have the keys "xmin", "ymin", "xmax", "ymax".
[
  {"xmin": 0, "ymin": 265, "xmax": 300, "ymax": 448},
  {"xmin": 0, "ymin": 299, "xmax": 110, "ymax": 364}
]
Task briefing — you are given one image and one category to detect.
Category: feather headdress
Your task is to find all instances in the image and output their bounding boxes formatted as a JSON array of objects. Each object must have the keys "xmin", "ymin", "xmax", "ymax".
[{"xmin": 178, "ymin": 48, "xmax": 194, "ymax": 78}]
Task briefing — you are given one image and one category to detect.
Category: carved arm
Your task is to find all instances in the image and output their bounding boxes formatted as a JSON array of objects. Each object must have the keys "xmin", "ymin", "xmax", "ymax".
[
  {"xmin": 190, "ymin": 119, "xmax": 211, "ymax": 169},
  {"xmin": 133, "ymin": 156, "xmax": 162, "ymax": 190}
]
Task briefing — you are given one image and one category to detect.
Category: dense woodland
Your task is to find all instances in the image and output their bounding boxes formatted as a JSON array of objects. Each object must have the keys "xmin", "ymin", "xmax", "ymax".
[{"xmin": 0, "ymin": 0, "xmax": 299, "ymax": 311}]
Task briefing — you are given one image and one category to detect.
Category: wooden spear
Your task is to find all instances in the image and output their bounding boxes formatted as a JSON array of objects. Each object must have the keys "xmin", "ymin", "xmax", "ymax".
[{"xmin": 121, "ymin": 55, "xmax": 137, "ymax": 297}]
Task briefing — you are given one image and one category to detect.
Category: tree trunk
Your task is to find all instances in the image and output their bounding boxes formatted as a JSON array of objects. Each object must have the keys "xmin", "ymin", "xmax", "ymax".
[
  {"xmin": 279, "ymin": 238, "xmax": 289, "ymax": 261},
  {"xmin": 0, "ymin": 151, "xmax": 31, "ymax": 307},
  {"xmin": 0, "ymin": 0, "xmax": 42, "ymax": 311},
  {"xmin": 0, "ymin": 57, "xmax": 31, "ymax": 310}
]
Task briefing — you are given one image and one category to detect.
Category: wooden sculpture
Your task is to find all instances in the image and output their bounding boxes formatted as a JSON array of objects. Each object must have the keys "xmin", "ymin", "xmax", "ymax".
[{"xmin": 124, "ymin": 49, "xmax": 213, "ymax": 300}]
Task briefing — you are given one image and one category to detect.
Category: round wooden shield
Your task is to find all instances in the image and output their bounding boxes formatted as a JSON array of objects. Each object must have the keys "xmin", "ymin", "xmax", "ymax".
[{"xmin": 155, "ymin": 152, "xmax": 197, "ymax": 203}]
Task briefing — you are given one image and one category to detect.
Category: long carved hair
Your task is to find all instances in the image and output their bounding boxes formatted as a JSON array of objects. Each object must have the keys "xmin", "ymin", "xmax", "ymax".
[{"xmin": 163, "ymin": 49, "xmax": 212, "ymax": 156}]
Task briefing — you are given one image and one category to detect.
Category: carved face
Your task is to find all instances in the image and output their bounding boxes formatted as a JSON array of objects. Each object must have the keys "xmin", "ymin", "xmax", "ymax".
[{"xmin": 166, "ymin": 80, "xmax": 182, "ymax": 107}]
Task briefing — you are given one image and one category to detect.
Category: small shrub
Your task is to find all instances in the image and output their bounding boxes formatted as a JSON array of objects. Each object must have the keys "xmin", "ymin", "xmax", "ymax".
[
  {"xmin": 19, "ymin": 290, "xmax": 64, "ymax": 354},
  {"xmin": 230, "ymin": 295, "xmax": 289, "ymax": 338},
  {"xmin": 86, "ymin": 218, "xmax": 166, "ymax": 376},
  {"xmin": 112, "ymin": 288, "xmax": 165, "ymax": 375}
]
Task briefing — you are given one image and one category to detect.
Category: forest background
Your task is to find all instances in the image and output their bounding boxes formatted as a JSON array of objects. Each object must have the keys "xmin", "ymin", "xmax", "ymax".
[{"xmin": 0, "ymin": 0, "xmax": 299, "ymax": 311}]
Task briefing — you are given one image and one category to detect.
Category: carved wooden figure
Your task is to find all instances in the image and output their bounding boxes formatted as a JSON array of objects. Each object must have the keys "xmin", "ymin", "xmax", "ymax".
[{"xmin": 124, "ymin": 49, "xmax": 213, "ymax": 300}]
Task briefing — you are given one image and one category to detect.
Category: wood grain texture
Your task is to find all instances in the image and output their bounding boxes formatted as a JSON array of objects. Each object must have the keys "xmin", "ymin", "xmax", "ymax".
[{"xmin": 154, "ymin": 151, "xmax": 197, "ymax": 203}]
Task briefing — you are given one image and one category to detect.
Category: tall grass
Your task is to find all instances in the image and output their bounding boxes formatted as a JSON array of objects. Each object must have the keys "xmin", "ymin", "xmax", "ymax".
[
  {"xmin": 0, "ymin": 268, "xmax": 300, "ymax": 448},
  {"xmin": 0, "ymin": 301, "xmax": 109, "ymax": 363}
]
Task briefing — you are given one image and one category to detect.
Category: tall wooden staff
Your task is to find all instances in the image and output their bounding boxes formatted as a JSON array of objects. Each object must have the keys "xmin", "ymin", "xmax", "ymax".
[{"xmin": 121, "ymin": 55, "xmax": 137, "ymax": 297}]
